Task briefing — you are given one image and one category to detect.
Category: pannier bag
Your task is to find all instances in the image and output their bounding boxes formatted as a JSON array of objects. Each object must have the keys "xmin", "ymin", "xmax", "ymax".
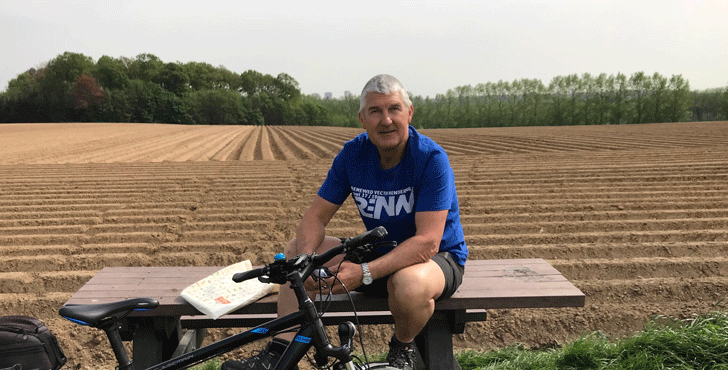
[{"xmin": 0, "ymin": 316, "xmax": 66, "ymax": 370}]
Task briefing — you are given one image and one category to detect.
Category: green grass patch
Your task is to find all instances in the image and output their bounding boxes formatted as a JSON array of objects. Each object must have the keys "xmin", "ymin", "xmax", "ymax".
[{"xmin": 460, "ymin": 310, "xmax": 728, "ymax": 370}]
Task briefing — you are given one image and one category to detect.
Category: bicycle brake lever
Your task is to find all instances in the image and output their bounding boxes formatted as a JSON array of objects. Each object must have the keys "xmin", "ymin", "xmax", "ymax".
[{"xmin": 376, "ymin": 241, "xmax": 397, "ymax": 249}]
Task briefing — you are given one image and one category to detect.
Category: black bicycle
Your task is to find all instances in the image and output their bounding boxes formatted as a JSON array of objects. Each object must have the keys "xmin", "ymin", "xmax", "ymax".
[{"xmin": 59, "ymin": 226, "xmax": 398, "ymax": 370}]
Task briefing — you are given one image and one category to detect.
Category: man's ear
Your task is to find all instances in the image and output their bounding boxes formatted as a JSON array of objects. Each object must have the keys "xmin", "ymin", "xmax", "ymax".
[{"xmin": 358, "ymin": 110, "xmax": 365, "ymax": 126}]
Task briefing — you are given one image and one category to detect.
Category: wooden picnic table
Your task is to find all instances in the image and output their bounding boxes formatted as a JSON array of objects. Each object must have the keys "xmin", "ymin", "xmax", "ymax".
[{"xmin": 63, "ymin": 259, "xmax": 584, "ymax": 370}]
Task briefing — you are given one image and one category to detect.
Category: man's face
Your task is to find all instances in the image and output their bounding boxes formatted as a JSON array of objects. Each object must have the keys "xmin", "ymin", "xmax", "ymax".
[{"xmin": 358, "ymin": 91, "xmax": 413, "ymax": 152}]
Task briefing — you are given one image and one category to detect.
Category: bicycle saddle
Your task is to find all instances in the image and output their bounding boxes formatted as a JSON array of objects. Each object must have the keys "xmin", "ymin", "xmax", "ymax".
[{"xmin": 59, "ymin": 298, "xmax": 159, "ymax": 327}]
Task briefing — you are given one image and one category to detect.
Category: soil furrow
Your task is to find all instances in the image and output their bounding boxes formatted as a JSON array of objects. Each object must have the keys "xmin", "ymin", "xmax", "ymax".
[{"xmin": 0, "ymin": 122, "xmax": 727, "ymax": 370}]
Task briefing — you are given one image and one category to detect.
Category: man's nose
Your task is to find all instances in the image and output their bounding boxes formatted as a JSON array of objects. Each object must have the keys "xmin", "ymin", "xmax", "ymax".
[{"xmin": 381, "ymin": 111, "xmax": 394, "ymax": 125}]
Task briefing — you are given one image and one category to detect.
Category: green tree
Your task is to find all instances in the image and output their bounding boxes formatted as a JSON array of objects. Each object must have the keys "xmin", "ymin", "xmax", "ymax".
[
  {"xmin": 156, "ymin": 90, "xmax": 193, "ymax": 124},
  {"xmin": 690, "ymin": 88, "xmax": 725, "ymax": 121},
  {"xmin": 298, "ymin": 98, "xmax": 330, "ymax": 126},
  {"xmin": 521, "ymin": 79, "xmax": 546, "ymax": 126},
  {"xmin": 274, "ymin": 73, "xmax": 301, "ymax": 101},
  {"xmin": 580, "ymin": 73, "xmax": 595, "ymax": 125},
  {"xmin": 548, "ymin": 76, "xmax": 568, "ymax": 125},
  {"xmin": 125, "ymin": 79, "xmax": 164, "ymax": 123},
  {"xmin": 612, "ymin": 73, "xmax": 630, "ymax": 124},
  {"xmin": 0, "ymin": 69, "xmax": 43, "ymax": 122},
  {"xmin": 493, "ymin": 80, "xmax": 509, "ymax": 126},
  {"xmin": 92, "ymin": 88, "xmax": 131, "ymax": 123},
  {"xmin": 184, "ymin": 62, "xmax": 220, "ymax": 90},
  {"xmin": 475, "ymin": 82, "xmax": 495, "ymax": 127},
  {"xmin": 563, "ymin": 74, "xmax": 582, "ymax": 125},
  {"xmin": 38, "ymin": 52, "xmax": 95, "ymax": 121},
  {"xmin": 218, "ymin": 67, "xmax": 243, "ymax": 91},
  {"xmin": 240, "ymin": 70, "xmax": 304, "ymax": 124},
  {"xmin": 128, "ymin": 53, "xmax": 163, "ymax": 82},
  {"xmin": 154, "ymin": 62, "xmax": 190, "ymax": 96},
  {"xmin": 648, "ymin": 72, "xmax": 668, "ymax": 123},
  {"xmin": 507, "ymin": 79, "xmax": 524, "ymax": 126},
  {"xmin": 665, "ymin": 75, "xmax": 690, "ymax": 122},
  {"xmin": 189, "ymin": 89, "xmax": 250, "ymax": 125},
  {"xmin": 629, "ymin": 72, "xmax": 650, "ymax": 123},
  {"xmin": 451, "ymin": 85, "xmax": 474, "ymax": 127},
  {"xmin": 93, "ymin": 55, "xmax": 129, "ymax": 90},
  {"xmin": 593, "ymin": 73, "xmax": 611, "ymax": 125}
]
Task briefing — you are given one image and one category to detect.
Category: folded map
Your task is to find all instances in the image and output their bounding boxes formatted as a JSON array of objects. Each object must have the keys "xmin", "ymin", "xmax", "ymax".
[{"xmin": 180, "ymin": 260, "xmax": 278, "ymax": 319}]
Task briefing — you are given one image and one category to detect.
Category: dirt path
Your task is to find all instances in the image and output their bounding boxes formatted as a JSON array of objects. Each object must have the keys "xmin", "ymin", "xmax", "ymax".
[{"xmin": 0, "ymin": 121, "xmax": 726, "ymax": 368}]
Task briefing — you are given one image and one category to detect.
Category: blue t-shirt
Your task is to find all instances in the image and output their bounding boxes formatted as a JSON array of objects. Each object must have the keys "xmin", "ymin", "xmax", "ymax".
[{"xmin": 318, "ymin": 126, "xmax": 468, "ymax": 266}]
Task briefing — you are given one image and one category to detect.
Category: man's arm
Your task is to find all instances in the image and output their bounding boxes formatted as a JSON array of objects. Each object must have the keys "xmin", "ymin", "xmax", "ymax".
[
  {"xmin": 367, "ymin": 210, "xmax": 448, "ymax": 280},
  {"xmin": 294, "ymin": 195, "xmax": 341, "ymax": 255},
  {"xmin": 329, "ymin": 210, "xmax": 448, "ymax": 291}
]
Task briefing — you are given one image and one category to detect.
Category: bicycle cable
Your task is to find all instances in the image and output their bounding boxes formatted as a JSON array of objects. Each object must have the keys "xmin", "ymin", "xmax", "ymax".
[{"xmin": 307, "ymin": 261, "xmax": 371, "ymax": 370}]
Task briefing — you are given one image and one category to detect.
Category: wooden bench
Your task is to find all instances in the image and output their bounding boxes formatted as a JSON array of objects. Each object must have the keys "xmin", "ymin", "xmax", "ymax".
[{"xmin": 62, "ymin": 259, "xmax": 584, "ymax": 370}]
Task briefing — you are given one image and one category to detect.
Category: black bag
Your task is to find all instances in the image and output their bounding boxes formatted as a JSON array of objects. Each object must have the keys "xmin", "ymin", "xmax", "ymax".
[{"xmin": 0, "ymin": 316, "xmax": 67, "ymax": 370}]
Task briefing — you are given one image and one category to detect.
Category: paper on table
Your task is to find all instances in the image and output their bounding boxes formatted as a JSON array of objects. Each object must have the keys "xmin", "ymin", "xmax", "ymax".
[{"xmin": 180, "ymin": 260, "xmax": 277, "ymax": 319}]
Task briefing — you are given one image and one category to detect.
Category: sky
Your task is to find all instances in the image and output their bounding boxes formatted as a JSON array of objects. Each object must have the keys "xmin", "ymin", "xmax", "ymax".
[{"xmin": 1, "ymin": 0, "xmax": 727, "ymax": 98}]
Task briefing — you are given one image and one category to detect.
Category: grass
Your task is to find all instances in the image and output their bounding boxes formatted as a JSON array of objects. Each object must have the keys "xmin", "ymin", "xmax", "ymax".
[
  {"xmin": 458, "ymin": 310, "xmax": 728, "ymax": 370},
  {"xmin": 192, "ymin": 310, "xmax": 728, "ymax": 370}
]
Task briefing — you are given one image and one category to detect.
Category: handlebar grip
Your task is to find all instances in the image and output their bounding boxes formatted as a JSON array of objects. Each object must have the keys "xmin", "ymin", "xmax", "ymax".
[
  {"xmin": 232, "ymin": 269, "xmax": 264, "ymax": 283},
  {"xmin": 344, "ymin": 226, "xmax": 388, "ymax": 248}
]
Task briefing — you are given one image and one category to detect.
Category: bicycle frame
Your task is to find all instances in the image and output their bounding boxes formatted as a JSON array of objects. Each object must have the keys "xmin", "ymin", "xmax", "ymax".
[
  {"xmin": 61, "ymin": 227, "xmax": 390, "ymax": 370},
  {"xmin": 137, "ymin": 274, "xmax": 353, "ymax": 370},
  {"xmin": 140, "ymin": 311, "xmax": 337, "ymax": 370}
]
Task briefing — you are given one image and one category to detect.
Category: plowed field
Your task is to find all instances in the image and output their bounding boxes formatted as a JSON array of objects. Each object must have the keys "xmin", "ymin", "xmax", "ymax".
[{"xmin": 1, "ymin": 122, "xmax": 727, "ymax": 368}]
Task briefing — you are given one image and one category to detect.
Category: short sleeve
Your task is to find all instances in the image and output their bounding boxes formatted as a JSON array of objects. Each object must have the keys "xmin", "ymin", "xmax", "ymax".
[
  {"xmin": 415, "ymin": 151, "xmax": 454, "ymax": 212},
  {"xmin": 317, "ymin": 149, "xmax": 351, "ymax": 205}
]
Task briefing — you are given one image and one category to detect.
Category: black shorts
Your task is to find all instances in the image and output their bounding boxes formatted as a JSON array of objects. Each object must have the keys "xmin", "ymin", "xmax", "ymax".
[{"xmin": 351, "ymin": 251, "xmax": 465, "ymax": 301}]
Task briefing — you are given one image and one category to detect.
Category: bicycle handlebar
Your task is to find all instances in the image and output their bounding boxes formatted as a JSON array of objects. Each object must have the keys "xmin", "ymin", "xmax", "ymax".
[
  {"xmin": 232, "ymin": 226, "xmax": 387, "ymax": 284},
  {"xmin": 231, "ymin": 268, "xmax": 265, "ymax": 283}
]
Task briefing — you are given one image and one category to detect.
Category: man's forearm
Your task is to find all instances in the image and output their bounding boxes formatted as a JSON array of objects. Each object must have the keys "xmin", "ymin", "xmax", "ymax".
[
  {"xmin": 367, "ymin": 235, "xmax": 438, "ymax": 280},
  {"xmin": 294, "ymin": 212, "xmax": 327, "ymax": 254}
]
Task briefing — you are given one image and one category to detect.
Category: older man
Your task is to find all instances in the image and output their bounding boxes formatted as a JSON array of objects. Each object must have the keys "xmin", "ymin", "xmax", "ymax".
[{"xmin": 223, "ymin": 74, "xmax": 468, "ymax": 370}]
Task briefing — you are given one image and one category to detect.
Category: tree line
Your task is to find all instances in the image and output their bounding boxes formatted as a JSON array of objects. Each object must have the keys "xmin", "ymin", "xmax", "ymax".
[
  {"xmin": 0, "ymin": 52, "xmax": 329, "ymax": 126},
  {"xmin": 403, "ymin": 73, "xmax": 728, "ymax": 128},
  {"xmin": 2, "ymin": 52, "xmax": 727, "ymax": 127}
]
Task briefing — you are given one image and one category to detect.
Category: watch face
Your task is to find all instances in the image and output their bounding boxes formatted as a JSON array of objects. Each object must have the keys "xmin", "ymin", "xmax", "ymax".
[{"xmin": 363, "ymin": 275, "xmax": 373, "ymax": 285}]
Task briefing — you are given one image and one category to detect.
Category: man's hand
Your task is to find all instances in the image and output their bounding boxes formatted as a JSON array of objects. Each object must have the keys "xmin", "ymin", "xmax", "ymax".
[{"xmin": 305, "ymin": 261, "xmax": 364, "ymax": 295}]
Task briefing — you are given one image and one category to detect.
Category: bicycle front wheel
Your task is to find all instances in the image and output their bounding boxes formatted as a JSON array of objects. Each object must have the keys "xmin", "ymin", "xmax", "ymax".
[{"xmin": 358, "ymin": 363, "xmax": 399, "ymax": 369}]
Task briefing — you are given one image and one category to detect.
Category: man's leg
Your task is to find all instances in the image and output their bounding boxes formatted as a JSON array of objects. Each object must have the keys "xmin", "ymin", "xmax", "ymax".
[{"xmin": 387, "ymin": 260, "xmax": 446, "ymax": 343}]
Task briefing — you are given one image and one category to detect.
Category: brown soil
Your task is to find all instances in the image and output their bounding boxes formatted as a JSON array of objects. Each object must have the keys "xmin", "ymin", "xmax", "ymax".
[{"xmin": 0, "ymin": 122, "xmax": 726, "ymax": 369}]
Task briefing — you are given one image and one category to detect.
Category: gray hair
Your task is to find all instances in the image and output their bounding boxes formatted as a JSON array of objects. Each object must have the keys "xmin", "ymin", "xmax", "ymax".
[{"xmin": 359, "ymin": 74, "xmax": 413, "ymax": 113}]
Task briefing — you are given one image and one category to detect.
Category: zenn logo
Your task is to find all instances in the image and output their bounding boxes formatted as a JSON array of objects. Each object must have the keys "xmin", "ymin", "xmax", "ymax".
[{"xmin": 351, "ymin": 187, "xmax": 414, "ymax": 220}]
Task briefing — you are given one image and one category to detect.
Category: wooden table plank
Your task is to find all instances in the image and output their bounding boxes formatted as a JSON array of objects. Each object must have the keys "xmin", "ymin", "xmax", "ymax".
[{"xmin": 64, "ymin": 259, "xmax": 585, "ymax": 315}]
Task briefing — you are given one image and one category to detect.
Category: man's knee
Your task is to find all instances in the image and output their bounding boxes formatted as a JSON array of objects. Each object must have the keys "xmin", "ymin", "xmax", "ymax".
[
  {"xmin": 387, "ymin": 262, "xmax": 445, "ymax": 302},
  {"xmin": 283, "ymin": 238, "xmax": 299, "ymax": 257}
]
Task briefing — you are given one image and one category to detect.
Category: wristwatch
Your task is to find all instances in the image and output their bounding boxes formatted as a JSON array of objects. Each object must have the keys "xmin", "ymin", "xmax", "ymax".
[{"xmin": 361, "ymin": 263, "xmax": 373, "ymax": 285}]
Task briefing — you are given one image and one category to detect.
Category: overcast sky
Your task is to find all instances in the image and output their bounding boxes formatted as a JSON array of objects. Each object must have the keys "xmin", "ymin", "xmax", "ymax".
[{"xmin": 2, "ymin": 0, "xmax": 726, "ymax": 98}]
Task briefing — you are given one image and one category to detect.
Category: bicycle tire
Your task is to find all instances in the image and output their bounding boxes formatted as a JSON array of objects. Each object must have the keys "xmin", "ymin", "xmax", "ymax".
[{"xmin": 358, "ymin": 363, "xmax": 399, "ymax": 369}]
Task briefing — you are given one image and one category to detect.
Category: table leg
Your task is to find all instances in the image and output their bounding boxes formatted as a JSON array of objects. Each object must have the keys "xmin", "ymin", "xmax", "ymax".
[
  {"xmin": 128, "ymin": 316, "xmax": 182, "ymax": 369},
  {"xmin": 414, "ymin": 310, "xmax": 466, "ymax": 370}
]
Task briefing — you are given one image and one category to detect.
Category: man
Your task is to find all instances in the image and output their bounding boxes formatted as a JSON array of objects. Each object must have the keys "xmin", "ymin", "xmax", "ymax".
[{"xmin": 223, "ymin": 74, "xmax": 468, "ymax": 370}]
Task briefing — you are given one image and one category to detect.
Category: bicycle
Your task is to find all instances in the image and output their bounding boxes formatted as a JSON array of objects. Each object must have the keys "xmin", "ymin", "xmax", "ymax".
[{"xmin": 59, "ymin": 226, "xmax": 401, "ymax": 370}]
